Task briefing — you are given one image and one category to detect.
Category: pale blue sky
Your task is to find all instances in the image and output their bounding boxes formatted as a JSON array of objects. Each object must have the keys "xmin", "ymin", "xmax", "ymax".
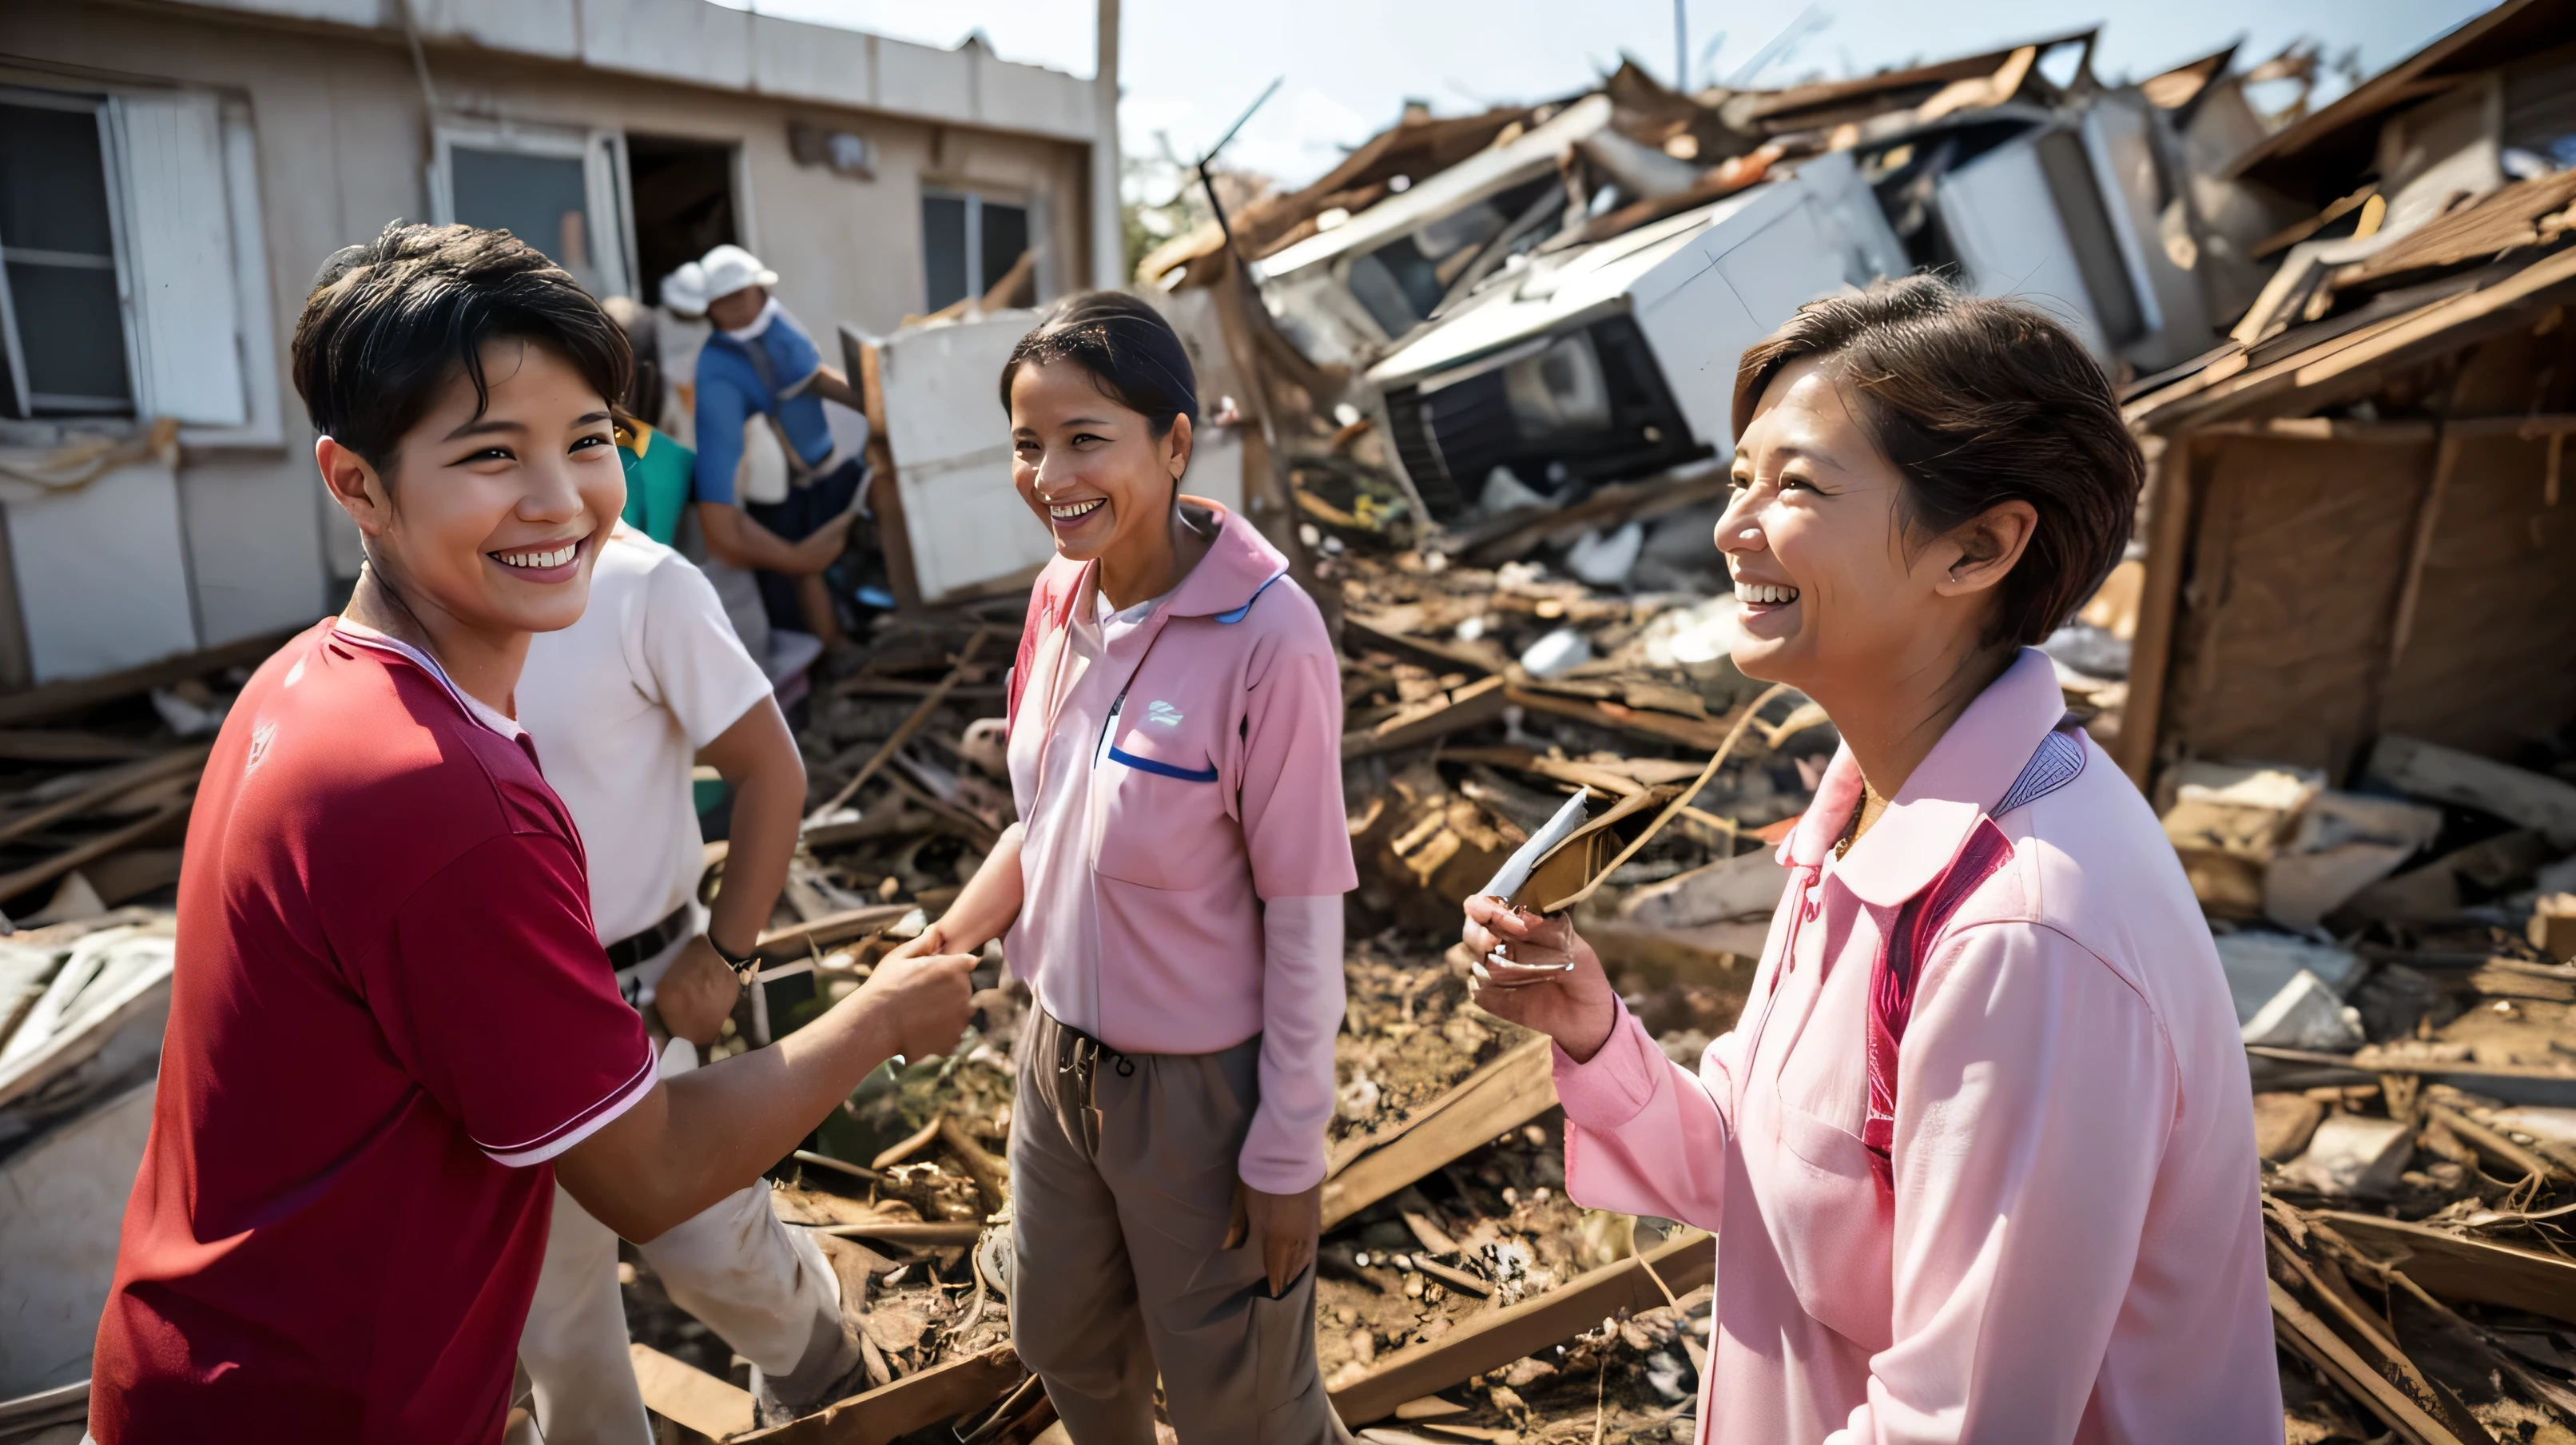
[{"xmin": 716, "ymin": 0, "xmax": 2490, "ymax": 190}]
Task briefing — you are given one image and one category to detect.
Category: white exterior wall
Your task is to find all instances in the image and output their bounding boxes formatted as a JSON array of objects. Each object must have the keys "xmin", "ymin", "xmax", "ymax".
[{"xmin": 0, "ymin": 0, "xmax": 1098, "ymax": 675}]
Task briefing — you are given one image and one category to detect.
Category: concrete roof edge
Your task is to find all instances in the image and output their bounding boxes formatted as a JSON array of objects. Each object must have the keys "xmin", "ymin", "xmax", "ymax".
[{"xmin": 142, "ymin": 0, "xmax": 1102, "ymax": 143}]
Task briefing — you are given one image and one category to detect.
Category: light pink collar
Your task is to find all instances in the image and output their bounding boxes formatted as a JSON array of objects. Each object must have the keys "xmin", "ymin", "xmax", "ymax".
[{"xmin": 1778, "ymin": 648, "xmax": 2066, "ymax": 907}]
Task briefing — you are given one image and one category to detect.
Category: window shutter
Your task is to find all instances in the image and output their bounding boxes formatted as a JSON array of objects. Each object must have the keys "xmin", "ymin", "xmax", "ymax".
[{"xmin": 109, "ymin": 91, "xmax": 248, "ymax": 426}]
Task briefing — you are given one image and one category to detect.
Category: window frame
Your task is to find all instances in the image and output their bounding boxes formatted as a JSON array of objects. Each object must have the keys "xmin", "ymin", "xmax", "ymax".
[
  {"xmin": 920, "ymin": 184, "xmax": 1033, "ymax": 312},
  {"xmin": 0, "ymin": 79, "xmax": 280, "ymax": 443},
  {"xmin": 0, "ymin": 84, "xmax": 129, "ymax": 419},
  {"xmin": 431, "ymin": 124, "xmax": 636, "ymax": 302}
]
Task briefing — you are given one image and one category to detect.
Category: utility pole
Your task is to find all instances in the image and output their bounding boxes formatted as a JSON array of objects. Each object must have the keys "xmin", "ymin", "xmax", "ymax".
[
  {"xmin": 1091, "ymin": 0, "xmax": 1123, "ymax": 288},
  {"xmin": 1674, "ymin": 0, "xmax": 1688, "ymax": 92}
]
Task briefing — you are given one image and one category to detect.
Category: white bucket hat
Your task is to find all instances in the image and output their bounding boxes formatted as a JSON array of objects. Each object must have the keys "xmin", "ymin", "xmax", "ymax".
[
  {"xmin": 659, "ymin": 261, "xmax": 710, "ymax": 317},
  {"xmin": 699, "ymin": 245, "xmax": 779, "ymax": 302}
]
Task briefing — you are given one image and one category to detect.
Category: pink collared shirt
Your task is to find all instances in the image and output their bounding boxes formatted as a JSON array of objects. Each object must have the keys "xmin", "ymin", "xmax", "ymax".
[
  {"xmin": 1005, "ymin": 502, "xmax": 1358, "ymax": 1192},
  {"xmin": 1556, "ymin": 649, "xmax": 2281, "ymax": 1443}
]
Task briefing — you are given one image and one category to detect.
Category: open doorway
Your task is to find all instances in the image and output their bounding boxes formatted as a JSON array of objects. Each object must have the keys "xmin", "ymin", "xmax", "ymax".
[{"xmin": 626, "ymin": 135, "xmax": 738, "ymax": 306}]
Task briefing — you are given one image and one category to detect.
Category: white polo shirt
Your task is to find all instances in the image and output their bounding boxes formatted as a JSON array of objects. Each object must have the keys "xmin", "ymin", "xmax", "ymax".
[{"xmin": 519, "ymin": 525, "xmax": 773, "ymax": 999}]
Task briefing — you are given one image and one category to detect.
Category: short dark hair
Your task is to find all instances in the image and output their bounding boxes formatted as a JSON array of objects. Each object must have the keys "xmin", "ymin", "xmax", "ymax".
[
  {"xmin": 292, "ymin": 222, "xmax": 632, "ymax": 472},
  {"xmin": 998, "ymin": 290, "xmax": 1199, "ymax": 438},
  {"xmin": 1732, "ymin": 274, "xmax": 2141, "ymax": 647}
]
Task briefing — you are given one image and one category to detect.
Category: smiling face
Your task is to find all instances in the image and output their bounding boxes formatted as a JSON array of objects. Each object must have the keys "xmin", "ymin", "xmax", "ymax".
[
  {"xmin": 1008, "ymin": 356, "xmax": 1192, "ymax": 567},
  {"xmin": 1715, "ymin": 355, "xmax": 1997, "ymax": 694},
  {"xmin": 323, "ymin": 336, "xmax": 623, "ymax": 640}
]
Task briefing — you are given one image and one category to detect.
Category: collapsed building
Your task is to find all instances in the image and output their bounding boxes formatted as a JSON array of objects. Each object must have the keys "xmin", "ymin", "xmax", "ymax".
[{"xmin": 6, "ymin": 5, "xmax": 2576, "ymax": 1444}]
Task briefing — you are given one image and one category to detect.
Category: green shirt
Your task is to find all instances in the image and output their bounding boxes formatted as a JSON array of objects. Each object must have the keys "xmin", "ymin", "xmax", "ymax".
[{"xmin": 617, "ymin": 423, "xmax": 696, "ymax": 546}]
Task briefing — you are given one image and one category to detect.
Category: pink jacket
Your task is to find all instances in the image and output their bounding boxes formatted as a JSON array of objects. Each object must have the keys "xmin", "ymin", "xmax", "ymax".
[
  {"xmin": 1556, "ymin": 650, "xmax": 2282, "ymax": 1443},
  {"xmin": 1006, "ymin": 501, "xmax": 1357, "ymax": 1188}
]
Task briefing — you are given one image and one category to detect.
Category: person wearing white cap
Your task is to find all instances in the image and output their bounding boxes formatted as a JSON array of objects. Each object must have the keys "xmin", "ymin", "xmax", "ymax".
[{"xmin": 691, "ymin": 244, "xmax": 869, "ymax": 647}]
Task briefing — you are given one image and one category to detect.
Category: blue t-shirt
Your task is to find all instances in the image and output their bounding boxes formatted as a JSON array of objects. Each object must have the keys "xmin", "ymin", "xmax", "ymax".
[{"xmin": 692, "ymin": 303, "xmax": 837, "ymax": 507}]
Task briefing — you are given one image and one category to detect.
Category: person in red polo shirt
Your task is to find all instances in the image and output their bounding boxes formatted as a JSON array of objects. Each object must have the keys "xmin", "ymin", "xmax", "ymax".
[{"xmin": 87, "ymin": 223, "xmax": 975, "ymax": 1444}]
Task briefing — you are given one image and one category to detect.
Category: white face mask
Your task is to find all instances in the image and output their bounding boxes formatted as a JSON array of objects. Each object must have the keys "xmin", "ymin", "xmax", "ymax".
[{"xmin": 722, "ymin": 296, "xmax": 782, "ymax": 344}]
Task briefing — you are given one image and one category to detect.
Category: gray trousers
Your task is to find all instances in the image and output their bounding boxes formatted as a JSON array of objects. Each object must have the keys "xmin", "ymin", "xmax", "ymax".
[{"xmin": 1010, "ymin": 1007, "xmax": 1349, "ymax": 1445}]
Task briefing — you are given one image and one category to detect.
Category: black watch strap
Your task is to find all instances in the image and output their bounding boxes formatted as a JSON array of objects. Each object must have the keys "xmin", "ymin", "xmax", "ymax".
[{"xmin": 710, "ymin": 932, "xmax": 759, "ymax": 975}]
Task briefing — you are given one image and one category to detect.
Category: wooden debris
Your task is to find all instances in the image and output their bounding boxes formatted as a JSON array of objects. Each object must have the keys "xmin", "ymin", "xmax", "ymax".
[
  {"xmin": 630, "ymin": 1342, "xmax": 756, "ymax": 1439},
  {"xmin": 1324, "ymin": 1037, "xmax": 1556, "ymax": 1230},
  {"xmin": 813, "ymin": 627, "xmax": 994, "ymax": 820},
  {"xmin": 0, "ymin": 629, "xmax": 290, "ymax": 728},
  {"xmin": 1329, "ymin": 1229, "xmax": 1713, "ymax": 1427},
  {"xmin": 738, "ymin": 1343, "xmax": 1025, "ymax": 1445},
  {"xmin": 2315, "ymin": 1213, "xmax": 2576, "ymax": 1327},
  {"xmin": 2367, "ymin": 735, "xmax": 2576, "ymax": 847},
  {"xmin": 1346, "ymin": 676, "xmax": 1510, "ymax": 758}
]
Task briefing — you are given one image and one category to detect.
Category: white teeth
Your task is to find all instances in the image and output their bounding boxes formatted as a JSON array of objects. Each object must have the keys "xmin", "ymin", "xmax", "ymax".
[
  {"xmin": 1047, "ymin": 499, "xmax": 1105, "ymax": 520},
  {"xmin": 1739, "ymin": 583, "xmax": 1799, "ymax": 604},
  {"xmin": 496, "ymin": 544, "xmax": 577, "ymax": 569}
]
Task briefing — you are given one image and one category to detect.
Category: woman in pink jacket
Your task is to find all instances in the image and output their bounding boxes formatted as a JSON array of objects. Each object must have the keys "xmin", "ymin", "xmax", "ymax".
[
  {"xmin": 1464, "ymin": 277, "xmax": 2281, "ymax": 1443},
  {"xmin": 892, "ymin": 293, "xmax": 1356, "ymax": 1444}
]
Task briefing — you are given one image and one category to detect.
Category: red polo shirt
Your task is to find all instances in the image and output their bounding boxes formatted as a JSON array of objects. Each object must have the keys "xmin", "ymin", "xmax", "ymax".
[{"xmin": 90, "ymin": 622, "xmax": 655, "ymax": 1444}]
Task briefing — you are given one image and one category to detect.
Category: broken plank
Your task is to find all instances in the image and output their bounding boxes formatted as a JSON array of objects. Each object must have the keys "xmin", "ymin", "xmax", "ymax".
[
  {"xmin": 2268, "ymin": 1280, "xmax": 2463, "ymax": 1445},
  {"xmin": 0, "ymin": 731, "xmax": 164, "ymax": 763},
  {"xmin": 741, "ymin": 1342, "xmax": 1025, "ymax": 1445},
  {"xmin": 753, "ymin": 904, "xmax": 917, "ymax": 963},
  {"xmin": 0, "ymin": 627, "xmax": 296, "ymax": 728},
  {"xmin": 1327, "ymin": 1034, "xmax": 1552, "ymax": 1180},
  {"xmin": 1341, "ymin": 614, "xmax": 1509, "ymax": 679},
  {"xmin": 1324, "ymin": 1035, "xmax": 1556, "ymax": 1230},
  {"xmin": 0, "ymin": 794, "xmax": 193, "ymax": 907},
  {"xmin": 813, "ymin": 627, "xmax": 993, "ymax": 819},
  {"xmin": 631, "ymin": 1342, "xmax": 756, "ymax": 1440},
  {"xmin": 2317, "ymin": 1212, "xmax": 2576, "ymax": 1326},
  {"xmin": 1441, "ymin": 746, "xmax": 1643, "ymax": 798},
  {"xmin": 1345, "ymin": 676, "xmax": 1509, "ymax": 758},
  {"xmin": 811, "ymin": 1221, "xmax": 987, "ymax": 1248},
  {"xmin": 0, "ymin": 744, "xmax": 211, "ymax": 850},
  {"xmin": 2367, "ymin": 734, "xmax": 2576, "ymax": 847},
  {"xmin": 1330, "ymin": 1229, "xmax": 1713, "ymax": 1427},
  {"xmin": 1503, "ymin": 685, "xmax": 1733, "ymax": 751}
]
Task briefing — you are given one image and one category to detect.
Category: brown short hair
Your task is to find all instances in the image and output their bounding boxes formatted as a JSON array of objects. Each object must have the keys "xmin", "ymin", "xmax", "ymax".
[{"xmin": 1731, "ymin": 274, "xmax": 2141, "ymax": 647}]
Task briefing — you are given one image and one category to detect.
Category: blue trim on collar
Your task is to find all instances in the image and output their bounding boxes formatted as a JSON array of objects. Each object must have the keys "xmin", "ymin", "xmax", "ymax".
[{"xmin": 1214, "ymin": 570, "xmax": 1288, "ymax": 624}]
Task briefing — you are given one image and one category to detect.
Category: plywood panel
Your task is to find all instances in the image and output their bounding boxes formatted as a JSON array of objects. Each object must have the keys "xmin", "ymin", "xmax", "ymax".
[
  {"xmin": 2379, "ymin": 432, "xmax": 2576, "ymax": 758},
  {"xmin": 2163, "ymin": 436, "xmax": 2429, "ymax": 774}
]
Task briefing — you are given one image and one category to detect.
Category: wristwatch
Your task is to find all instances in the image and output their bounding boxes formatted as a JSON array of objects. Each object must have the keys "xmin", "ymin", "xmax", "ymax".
[{"xmin": 709, "ymin": 931, "xmax": 760, "ymax": 977}]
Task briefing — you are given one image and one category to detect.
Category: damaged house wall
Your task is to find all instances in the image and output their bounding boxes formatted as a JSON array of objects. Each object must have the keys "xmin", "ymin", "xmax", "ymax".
[{"xmin": 0, "ymin": 0, "xmax": 1101, "ymax": 690}]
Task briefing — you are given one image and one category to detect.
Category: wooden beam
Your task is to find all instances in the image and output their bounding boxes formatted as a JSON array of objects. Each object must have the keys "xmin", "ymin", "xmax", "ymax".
[
  {"xmin": 2113, "ymin": 438, "xmax": 2194, "ymax": 789},
  {"xmin": 2268, "ymin": 1280, "xmax": 2461, "ymax": 1445},
  {"xmin": 741, "ymin": 1343, "xmax": 1026, "ymax": 1445},
  {"xmin": 0, "ymin": 794, "xmax": 193, "ymax": 907},
  {"xmin": 2141, "ymin": 248, "xmax": 2576, "ymax": 433},
  {"xmin": 2365, "ymin": 734, "xmax": 2576, "ymax": 847},
  {"xmin": 1503, "ymin": 685, "xmax": 1734, "ymax": 752},
  {"xmin": 811, "ymin": 1221, "xmax": 987, "ymax": 1247},
  {"xmin": 0, "ymin": 731, "xmax": 165, "ymax": 763},
  {"xmin": 753, "ymin": 904, "xmax": 919, "ymax": 962},
  {"xmin": 1330, "ymin": 1229, "xmax": 1714, "ymax": 1427},
  {"xmin": 0, "ymin": 743, "xmax": 209, "ymax": 851},
  {"xmin": 0, "ymin": 627, "xmax": 300, "ymax": 727},
  {"xmin": 2384, "ymin": 428, "xmax": 2462, "ymax": 675},
  {"xmin": 2317, "ymin": 1213, "xmax": 2576, "ymax": 1327},
  {"xmin": 1344, "ymin": 676, "xmax": 1509, "ymax": 758},
  {"xmin": 1323, "ymin": 1036, "xmax": 1557, "ymax": 1230},
  {"xmin": 814, "ymin": 627, "xmax": 993, "ymax": 818},
  {"xmin": 630, "ymin": 1343, "xmax": 757, "ymax": 1440}
]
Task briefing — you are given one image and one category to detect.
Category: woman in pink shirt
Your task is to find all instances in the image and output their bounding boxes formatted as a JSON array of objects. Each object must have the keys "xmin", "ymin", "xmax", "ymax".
[
  {"xmin": 1464, "ymin": 277, "xmax": 2280, "ymax": 1443},
  {"xmin": 890, "ymin": 293, "xmax": 1356, "ymax": 1443}
]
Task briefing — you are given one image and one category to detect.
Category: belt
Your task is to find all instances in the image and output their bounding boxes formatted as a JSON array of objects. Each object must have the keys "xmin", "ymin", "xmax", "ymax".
[
  {"xmin": 604, "ymin": 903, "xmax": 694, "ymax": 974},
  {"xmin": 1048, "ymin": 1015, "xmax": 1133, "ymax": 1156}
]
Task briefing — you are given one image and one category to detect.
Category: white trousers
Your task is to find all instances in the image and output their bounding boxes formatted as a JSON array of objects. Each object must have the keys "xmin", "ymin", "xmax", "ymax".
[{"xmin": 515, "ymin": 1043, "xmax": 842, "ymax": 1444}]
